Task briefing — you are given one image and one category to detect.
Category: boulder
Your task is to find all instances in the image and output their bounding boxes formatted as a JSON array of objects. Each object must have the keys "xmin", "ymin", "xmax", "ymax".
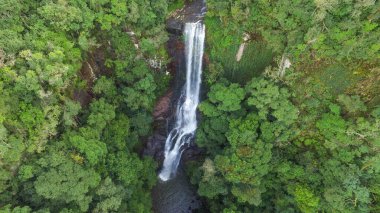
[{"xmin": 153, "ymin": 90, "xmax": 174, "ymax": 120}]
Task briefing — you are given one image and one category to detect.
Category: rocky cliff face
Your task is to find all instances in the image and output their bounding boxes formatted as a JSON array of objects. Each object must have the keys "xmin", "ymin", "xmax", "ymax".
[
  {"xmin": 143, "ymin": 34, "xmax": 185, "ymax": 165},
  {"xmin": 144, "ymin": 0, "xmax": 207, "ymax": 163},
  {"xmin": 167, "ymin": 0, "xmax": 206, "ymax": 35},
  {"xmin": 144, "ymin": 1, "xmax": 207, "ymax": 212}
]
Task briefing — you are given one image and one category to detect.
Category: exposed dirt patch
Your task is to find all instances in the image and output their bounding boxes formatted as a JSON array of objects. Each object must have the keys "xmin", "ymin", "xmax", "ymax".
[
  {"xmin": 73, "ymin": 47, "xmax": 112, "ymax": 107},
  {"xmin": 353, "ymin": 67, "xmax": 380, "ymax": 107}
]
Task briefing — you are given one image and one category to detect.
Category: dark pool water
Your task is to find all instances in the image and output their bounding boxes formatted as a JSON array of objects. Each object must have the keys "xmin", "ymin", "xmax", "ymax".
[{"xmin": 152, "ymin": 167, "xmax": 201, "ymax": 213}]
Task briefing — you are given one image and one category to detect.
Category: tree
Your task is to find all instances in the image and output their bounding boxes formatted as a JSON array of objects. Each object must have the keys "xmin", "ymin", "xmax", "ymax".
[
  {"xmin": 93, "ymin": 177, "xmax": 125, "ymax": 213},
  {"xmin": 33, "ymin": 153, "xmax": 101, "ymax": 212},
  {"xmin": 207, "ymin": 82, "xmax": 245, "ymax": 112},
  {"xmin": 290, "ymin": 185, "xmax": 320, "ymax": 213},
  {"xmin": 62, "ymin": 100, "xmax": 81, "ymax": 127},
  {"xmin": 121, "ymin": 61, "xmax": 157, "ymax": 112},
  {"xmin": 87, "ymin": 98, "xmax": 116, "ymax": 130},
  {"xmin": 0, "ymin": 0, "xmax": 170, "ymax": 211},
  {"xmin": 69, "ymin": 135, "xmax": 107, "ymax": 166}
]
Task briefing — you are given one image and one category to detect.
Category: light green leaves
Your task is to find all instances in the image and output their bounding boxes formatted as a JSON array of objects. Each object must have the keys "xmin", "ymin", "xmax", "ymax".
[
  {"xmin": 94, "ymin": 177, "xmax": 125, "ymax": 213},
  {"xmin": 34, "ymin": 153, "xmax": 101, "ymax": 212},
  {"xmin": 227, "ymin": 114, "xmax": 259, "ymax": 148},
  {"xmin": 246, "ymin": 78, "xmax": 298, "ymax": 124},
  {"xmin": 38, "ymin": 2, "xmax": 83, "ymax": 31},
  {"xmin": 122, "ymin": 62, "xmax": 157, "ymax": 111},
  {"xmin": 337, "ymin": 94, "xmax": 367, "ymax": 114},
  {"xmin": 88, "ymin": 98, "xmax": 116, "ymax": 130},
  {"xmin": 291, "ymin": 185, "xmax": 320, "ymax": 213},
  {"xmin": 207, "ymin": 83, "xmax": 245, "ymax": 112},
  {"xmin": 316, "ymin": 113, "xmax": 348, "ymax": 148},
  {"xmin": 63, "ymin": 100, "xmax": 81, "ymax": 127},
  {"xmin": 69, "ymin": 135, "xmax": 107, "ymax": 166},
  {"xmin": 93, "ymin": 77, "xmax": 117, "ymax": 99}
]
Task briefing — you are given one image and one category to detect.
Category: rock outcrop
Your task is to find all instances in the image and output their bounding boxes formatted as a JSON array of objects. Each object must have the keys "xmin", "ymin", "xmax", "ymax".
[
  {"xmin": 166, "ymin": 0, "xmax": 206, "ymax": 35},
  {"xmin": 153, "ymin": 91, "xmax": 173, "ymax": 120}
]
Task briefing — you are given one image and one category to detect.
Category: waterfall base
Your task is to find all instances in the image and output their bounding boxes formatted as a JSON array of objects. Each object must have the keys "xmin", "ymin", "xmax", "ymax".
[{"xmin": 152, "ymin": 168, "xmax": 201, "ymax": 213}]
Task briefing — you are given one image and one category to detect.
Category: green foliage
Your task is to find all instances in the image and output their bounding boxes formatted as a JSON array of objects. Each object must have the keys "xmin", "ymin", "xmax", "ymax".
[
  {"xmin": 1, "ymin": 0, "xmax": 379, "ymax": 212},
  {"xmin": 168, "ymin": 0, "xmax": 185, "ymax": 13},
  {"xmin": 196, "ymin": 116, "xmax": 229, "ymax": 153},
  {"xmin": 291, "ymin": 185, "xmax": 320, "ymax": 213},
  {"xmin": 62, "ymin": 100, "xmax": 81, "ymax": 127},
  {"xmin": 34, "ymin": 153, "xmax": 101, "ymax": 212},
  {"xmin": 316, "ymin": 64, "xmax": 358, "ymax": 95},
  {"xmin": 194, "ymin": 77, "xmax": 300, "ymax": 210},
  {"xmin": 69, "ymin": 135, "xmax": 107, "ymax": 166},
  {"xmin": 316, "ymin": 112, "xmax": 348, "ymax": 149},
  {"xmin": 130, "ymin": 112, "xmax": 153, "ymax": 137},
  {"xmin": 17, "ymin": 165, "xmax": 34, "ymax": 182},
  {"xmin": 87, "ymin": 98, "xmax": 116, "ymax": 130},
  {"xmin": 93, "ymin": 177, "xmax": 125, "ymax": 213},
  {"xmin": 102, "ymin": 114, "xmax": 131, "ymax": 150},
  {"xmin": 197, "ymin": 159, "xmax": 228, "ymax": 198},
  {"xmin": 120, "ymin": 61, "xmax": 158, "ymax": 111},
  {"xmin": 203, "ymin": 82, "xmax": 245, "ymax": 113},
  {"xmin": 245, "ymin": 78, "xmax": 298, "ymax": 124},
  {"xmin": 107, "ymin": 151, "xmax": 157, "ymax": 212},
  {"xmin": 204, "ymin": 16, "xmax": 273, "ymax": 84},
  {"xmin": 338, "ymin": 94, "xmax": 367, "ymax": 114},
  {"xmin": 221, "ymin": 43, "xmax": 274, "ymax": 84},
  {"xmin": 38, "ymin": 2, "xmax": 85, "ymax": 32},
  {"xmin": 0, "ymin": 0, "xmax": 169, "ymax": 211},
  {"xmin": 93, "ymin": 76, "xmax": 118, "ymax": 100},
  {"xmin": 194, "ymin": 71, "xmax": 379, "ymax": 212},
  {"xmin": 194, "ymin": 0, "xmax": 379, "ymax": 212},
  {"xmin": 0, "ymin": 205, "xmax": 32, "ymax": 213},
  {"xmin": 206, "ymin": 0, "xmax": 380, "ymax": 68}
]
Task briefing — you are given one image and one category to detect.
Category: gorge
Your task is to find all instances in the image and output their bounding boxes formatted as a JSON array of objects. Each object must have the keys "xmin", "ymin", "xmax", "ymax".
[
  {"xmin": 159, "ymin": 22, "xmax": 205, "ymax": 181},
  {"xmin": 150, "ymin": 2, "xmax": 207, "ymax": 212}
]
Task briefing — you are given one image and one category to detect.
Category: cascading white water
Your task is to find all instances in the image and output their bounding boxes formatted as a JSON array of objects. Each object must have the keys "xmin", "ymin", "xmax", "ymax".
[{"xmin": 159, "ymin": 22, "xmax": 205, "ymax": 181}]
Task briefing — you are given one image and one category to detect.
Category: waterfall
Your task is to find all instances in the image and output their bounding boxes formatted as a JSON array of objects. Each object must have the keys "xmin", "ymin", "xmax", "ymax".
[{"xmin": 159, "ymin": 22, "xmax": 205, "ymax": 181}]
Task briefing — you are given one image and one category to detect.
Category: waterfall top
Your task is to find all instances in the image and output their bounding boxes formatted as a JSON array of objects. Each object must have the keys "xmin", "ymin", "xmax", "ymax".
[{"xmin": 167, "ymin": 0, "xmax": 206, "ymax": 35}]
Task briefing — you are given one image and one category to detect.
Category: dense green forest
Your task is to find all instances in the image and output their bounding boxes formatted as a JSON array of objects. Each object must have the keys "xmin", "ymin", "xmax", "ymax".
[
  {"xmin": 0, "ymin": 0, "xmax": 173, "ymax": 212},
  {"xmin": 190, "ymin": 0, "xmax": 380, "ymax": 212},
  {"xmin": 0, "ymin": 0, "xmax": 379, "ymax": 212}
]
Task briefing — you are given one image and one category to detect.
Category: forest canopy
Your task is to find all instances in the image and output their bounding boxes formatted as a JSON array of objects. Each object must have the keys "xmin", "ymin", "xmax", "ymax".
[
  {"xmin": 0, "ymin": 0, "xmax": 175, "ymax": 212},
  {"xmin": 1, "ymin": 0, "xmax": 379, "ymax": 212},
  {"xmin": 190, "ymin": 0, "xmax": 380, "ymax": 212}
]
